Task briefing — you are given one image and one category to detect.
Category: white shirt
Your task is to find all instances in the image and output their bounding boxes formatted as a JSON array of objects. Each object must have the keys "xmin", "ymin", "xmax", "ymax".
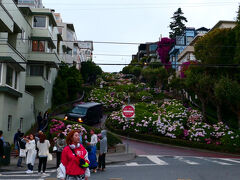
[
  {"xmin": 37, "ymin": 140, "xmax": 50, "ymax": 157},
  {"xmin": 90, "ymin": 134, "xmax": 98, "ymax": 146}
]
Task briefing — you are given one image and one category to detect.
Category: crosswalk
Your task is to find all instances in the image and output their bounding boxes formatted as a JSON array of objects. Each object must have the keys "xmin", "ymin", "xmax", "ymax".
[{"xmin": 108, "ymin": 155, "xmax": 240, "ymax": 168}]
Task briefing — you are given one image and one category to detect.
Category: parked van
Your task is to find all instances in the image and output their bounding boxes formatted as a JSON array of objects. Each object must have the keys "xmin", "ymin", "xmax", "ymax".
[{"xmin": 64, "ymin": 102, "xmax": 103, "ymax": 125}]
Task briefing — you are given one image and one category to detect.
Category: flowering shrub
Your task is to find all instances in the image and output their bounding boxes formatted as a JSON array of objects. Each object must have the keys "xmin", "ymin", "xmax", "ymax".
[
  {"xmin": 107, "ymin": 99, "xmax": 240, "ymax": 148},
  {"xmin": 135, "ymin": 91, "xmax": 153, "ymax": 102},
  {"xmin": 88, "ymin": 88, "xmax": 123, "ymax": 111},
  {"xmin": 50, "ymin": 119, "xmax": 65, "ymax": 134}
]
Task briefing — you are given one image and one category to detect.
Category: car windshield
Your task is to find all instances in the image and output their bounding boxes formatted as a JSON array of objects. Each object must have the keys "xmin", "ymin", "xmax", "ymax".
[{"xmin": 71, "ymin": 106, "xmax": 87, "ymax": 115}]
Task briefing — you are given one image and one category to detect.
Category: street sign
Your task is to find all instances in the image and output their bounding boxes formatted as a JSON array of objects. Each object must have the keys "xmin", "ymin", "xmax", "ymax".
[{"xmin": 122, "ymin": 105, "xmax": 135, "ymax": 118}]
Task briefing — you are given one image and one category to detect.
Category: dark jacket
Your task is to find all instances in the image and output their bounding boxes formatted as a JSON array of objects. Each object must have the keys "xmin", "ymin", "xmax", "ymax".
[
  {"xmin": 18, "ymin": 138, "xmax": 26, "ymax": 149},
  {"xmin": 0, "ymin": 138, "xmax": 4, "ymax": 157}
]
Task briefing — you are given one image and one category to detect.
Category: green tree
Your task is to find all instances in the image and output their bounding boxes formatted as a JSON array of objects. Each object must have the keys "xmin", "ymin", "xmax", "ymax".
[
  {"xmin": 142, "ymin": 67, "xmax": 168, "ymax": 88},
  {"xmin": 234, "ymin": 5, "xmax": 240, "ymax": 63},
  {"xmin": 214, "ymin": 77, "xmax": 240, "ymax": 128},
  {"xmin": 169, "ymin": 8, "xmax": 188, "ymax": 39},
  {"xmin": 52, "ymin": 64, "xmax": 83, "ymax": 106},
  {"xmin": 81, "ymin": 61, "xmax": 102, "ymax": 84},
  {"xmin": 130, "ymin": 66, "xmax": 142, "ymax": 78}
]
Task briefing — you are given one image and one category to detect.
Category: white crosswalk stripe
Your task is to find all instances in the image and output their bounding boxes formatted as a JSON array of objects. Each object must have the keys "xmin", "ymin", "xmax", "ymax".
[
  {"xmin": 174, "ymin": 156, "xmax": 199, "ymax": 165},
  {"xmin": 146, "ymin": 155, "xmax": 168, "ymax": 165},
  {"xmin": 192, "ymin": 157, "xmax": 233, "ymax": 165},
  {"xmin": 218, "ymin": 158, "xmax": 240, "ymax": 164}
]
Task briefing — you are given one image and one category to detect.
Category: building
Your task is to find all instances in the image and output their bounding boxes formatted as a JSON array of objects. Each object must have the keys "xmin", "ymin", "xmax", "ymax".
[
  {"xmin": 210, "ymin": 20, "xmax": 236, "ymax": 31},
  {"xmin": 14, "ymin": 0, "xmax": 43, "ymax": 8},
  {"xmin": 133, "ymin": 42, "xmax": 159, "ymax": 63},
  {"xmin": 169, "ymin": 28, "xmax": 196, "ymax": 70},
  {"xmin": 78, "ymin": 41, "xmax": 94, "ymax": 62},
  {"xmin": 0, "ymin": 0, "xmax": 61, "ymax": 142}
]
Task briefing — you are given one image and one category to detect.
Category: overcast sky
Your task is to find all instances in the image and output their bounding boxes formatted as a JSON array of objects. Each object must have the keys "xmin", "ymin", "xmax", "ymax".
[{"xmin": 44, "ymin": 0, "xmax": 239, "ymax": 72}]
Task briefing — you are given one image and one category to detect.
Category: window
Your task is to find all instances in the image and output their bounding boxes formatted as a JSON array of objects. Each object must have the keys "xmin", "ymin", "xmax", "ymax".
[
  {"xmin": 33, "ymin": 16, "xmax": 46, "ymax": 28},
  {"xmin": 30, "ymin": 65, "xmax": 44, "ymax": 76},
  {"xmin": 20, "ymin": 118, "xmax": 23, "ymax": 131},
  {"xmin": 32, "ymin": 40, "xmax": 45, "ymax": 52},
  {"xmin": 14, "ymin": 72, "xmax": 18, "ymax": 89},
  {"xmin": 6, "ymin": 65, "xmax": 13, "ymax": 87},
  {"xmin": 46, "ymin": 92, "xmax": 49, "ymax": 104},
  {"xmin": 149, "ymin": 44, "xmax": 157, "ymax": 52},
  {"xmin": 8, "ymin": 115, "xmax": 12, "ymax": 132}
]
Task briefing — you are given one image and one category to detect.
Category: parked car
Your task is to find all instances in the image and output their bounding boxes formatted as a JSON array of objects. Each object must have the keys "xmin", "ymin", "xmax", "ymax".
[{"xmin": 64, "ymin": 102, "xmax": 103, "ymax": 125}]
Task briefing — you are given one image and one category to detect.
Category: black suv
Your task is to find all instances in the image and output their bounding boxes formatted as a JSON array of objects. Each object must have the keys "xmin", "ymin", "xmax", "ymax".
[{"xmin": 64, "ymin": 102, "xmax": 103, "ymax": 125}]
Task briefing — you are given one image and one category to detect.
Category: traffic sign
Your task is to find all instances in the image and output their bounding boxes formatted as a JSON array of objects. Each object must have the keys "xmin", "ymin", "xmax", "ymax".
[{"xmin": 122, "ymin": 105, "xmax": 135, "ymax": 118}]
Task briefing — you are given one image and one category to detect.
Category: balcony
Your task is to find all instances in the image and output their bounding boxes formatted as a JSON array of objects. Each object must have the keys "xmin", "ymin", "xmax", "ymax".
[
  {"xmin": 0, "ymin": 42, "xmax": 26, "ymax": 71},
  {"xmin": 0, "ymin": 86, "xmax": 22, "ymax": 98},
  {"xmin": 28, "ymin": 52, "xmax": 60, "ymax": 68},
  {"xmin": 26, "ymin": 76, "xmax": 47, "ymax": 89},
  {"xmin": 0, "ymin": 3, "xmax": 14, "ymax": 32},
  {"xmin": 31, "ymin": 28, "xmax": 56, "ymax": 49}
]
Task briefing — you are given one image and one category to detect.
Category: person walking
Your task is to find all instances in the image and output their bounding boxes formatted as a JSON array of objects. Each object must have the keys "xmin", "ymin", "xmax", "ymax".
[
  {"xmin": 25, "ymin": 134, "xmax": 37, "ymax": 174},
  {"xmin": 37, "ymin": 112, "xmax": 43, "ymax": 131},
  {"xmin": 17, "ymin": 133, "xmax": 26, "ymax": 167},
  {"xmin": 55, "ymin": 133, "xmax": 66, "ymax": 168},
  {"xmin": 57, "ymin": 130, "xmax": 90, "ymax": 180},
  {"xmin": 97, "ymin": 130, "xmax": 107, "ymax": 171},
  {"xmin": 37, "ymin": 134, "xmax": 50, "ymax": 175}
]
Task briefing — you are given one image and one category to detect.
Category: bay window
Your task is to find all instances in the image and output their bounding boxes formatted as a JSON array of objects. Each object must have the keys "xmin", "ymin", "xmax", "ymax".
[
  {"xmin": 32, "ymin": 40, "xmax": 45, "ymax": 52},
  {"xmin": 33, "ymin": 16, "xmax": 46, "ymax": 28}
]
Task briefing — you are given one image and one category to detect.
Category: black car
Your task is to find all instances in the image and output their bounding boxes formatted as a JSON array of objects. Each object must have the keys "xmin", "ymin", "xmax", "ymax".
[{"xmin": 64, "ymin": 102, "xmax": 103, "ymax": 125}]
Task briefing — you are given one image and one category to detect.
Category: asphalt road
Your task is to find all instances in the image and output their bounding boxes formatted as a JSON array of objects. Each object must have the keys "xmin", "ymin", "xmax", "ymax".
[{"xmin": 1, "ymin": 156, "xmax": 240, "ymax": 180}]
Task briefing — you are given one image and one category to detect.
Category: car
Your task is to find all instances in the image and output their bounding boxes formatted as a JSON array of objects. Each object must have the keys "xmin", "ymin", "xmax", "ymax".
[{"xmin": 64, "ymin": 102, "xmax": 103, "ymax": 125}]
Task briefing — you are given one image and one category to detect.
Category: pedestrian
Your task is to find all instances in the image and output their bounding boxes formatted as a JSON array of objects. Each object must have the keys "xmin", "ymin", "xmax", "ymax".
[
  {"xmin": 37, "ymin": 134, "xmax": 50, "ymax": 175},
  {"xmin": 43, "ymin": 111, "xmax": 49, "ymax": 120},
  {"xmin": 25, "ymin": 134, "xmax": 37, "ymax": 174},
  {"xmin": 55, "ymin": 133, "xmax": 66, "ymax": 168},
  {"xmin": 97, "ymin": 130, "xmax": 107, "ymax": 171},
  {"xmin": 14, "ymin": 129, "xmax": 21, "ymax": 155},
  {"xmin": 0, "ymin": 131, "xmax": 5, "ymax": 164},
  {"xmin": 86, "ymin": 129, "xmax": 98, "ymax": 173},
  {"xmin": 57, "ymin": 130, "xmax": 90, "ymax": 180},
  {"xmin": 37, "ymin": 112, "xmax": 43, "ymax": 131},
  {"xmin": 86, "ymin": 146, "xmax": 98, "ymax": 172},
  {"xmin": 0, "ymin": 130, "xmax": 5, "ymax": 146},
  {"xmin": 17, "ymin": 133, "xmax": 26, "ymax": 167}
]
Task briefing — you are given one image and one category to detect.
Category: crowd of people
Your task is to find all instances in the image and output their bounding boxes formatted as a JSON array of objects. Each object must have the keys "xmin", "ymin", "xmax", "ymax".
[{"xmin": 0, "ymin": 126, "xmax": 108, "ymax": 180}]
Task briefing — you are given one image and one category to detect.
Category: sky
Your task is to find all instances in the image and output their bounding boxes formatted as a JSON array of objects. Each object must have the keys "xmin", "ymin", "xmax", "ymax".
[{"xmin": 44, "ymin": 0, "xmax": 239, "ymax": 72}]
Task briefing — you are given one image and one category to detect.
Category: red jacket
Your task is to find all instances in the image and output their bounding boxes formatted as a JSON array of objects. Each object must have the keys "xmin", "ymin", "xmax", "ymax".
[{"xmin": 61, "ymin": 145, "xmax": 89, "ymax": 176}]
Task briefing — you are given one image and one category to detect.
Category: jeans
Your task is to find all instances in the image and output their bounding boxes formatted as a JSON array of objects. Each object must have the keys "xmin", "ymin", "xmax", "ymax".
[
  {"xmin": 17, "ymin": 157, "xmax": 23, "ymax": 166},
  {"xmin": 56, "ymin": 151, "xmax": 62, "ymax": 168},
  {"xmin": 38, "ymin": 157, "xmax": 47, "ymax": 173},
  {"xmin": 27, "ymin": 163, "xmax": 33, "ymax": 171},
  {"xmin": 98, "ymin": 153, "xmax": 106, "ymax": 169}
]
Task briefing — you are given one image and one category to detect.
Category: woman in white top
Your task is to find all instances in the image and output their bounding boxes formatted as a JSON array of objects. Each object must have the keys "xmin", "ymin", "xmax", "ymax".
[
  {"xmin": 37, "ymin": 134, "xmax": 50, "ymax": 174},
  {"xmin": 25, "ymin": 134, "xmax": 37, "ymax": 174}
]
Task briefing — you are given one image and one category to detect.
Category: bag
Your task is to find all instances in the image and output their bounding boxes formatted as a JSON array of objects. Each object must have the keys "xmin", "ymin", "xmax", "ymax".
[
  {"xmin": 47, "ymin": 153, "xmax": 53, "ymax": 161},
  {"xmin": 53, "ymin": 146, "xmax": 57, "ymax": 152},
  {"xmin": 19, "ymin": 149, "xmax": 26, "ymax": 157},
  {"xmin": 69, "ymin": 146, "xmax": 89, "ymax": 169}
]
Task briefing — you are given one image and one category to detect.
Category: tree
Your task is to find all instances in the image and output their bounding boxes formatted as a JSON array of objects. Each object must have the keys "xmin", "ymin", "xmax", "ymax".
[
  {"xmin": 52, "ymin": 64, "xmax": 84, "ymax": 106},
  {"xmin": 81, "ymin": 61, "xmax": 103, "ymax": 84},
  {"xmin": 234, "ymin": 5, "xmax": 240, "ymax": 64},
  {"xmin": 169, "ymin": 8, "xmax": 188, "ymax": 39},
  {"xmin": 214, "ymin": 77, "xmax": 240, "ymax": 128}
]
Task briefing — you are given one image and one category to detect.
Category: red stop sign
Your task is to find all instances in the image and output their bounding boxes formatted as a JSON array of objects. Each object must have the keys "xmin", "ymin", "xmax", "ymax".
[{"xmin": 122, "ymin": 105, "xmax": 135, "ymax": 118}]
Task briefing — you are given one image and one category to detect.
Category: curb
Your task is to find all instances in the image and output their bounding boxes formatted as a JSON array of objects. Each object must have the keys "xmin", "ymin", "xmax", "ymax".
[{"xmin": 111, "ymin": 132, "xmax": 240, "ymax": 157}]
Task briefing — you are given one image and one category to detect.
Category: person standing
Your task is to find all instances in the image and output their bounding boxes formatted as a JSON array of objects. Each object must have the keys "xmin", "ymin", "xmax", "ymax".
[
  {"xmin": 17, "ymin": 133, "xmax": 26, "ymax": 167},
  {"xmin": 14, "ymin": 129, "xmax": 21, "ymax": 154},
  {"xmin": 25, "ymin": 134, "xmax": 37, "ymax": 174},
  {"xmin": 37, "ymin": 134, "xmax": 50, "ymax": 175},
  {"xmin": 0, "ymin": 131, "xmax": 5, "ymax": 164},
  {"xmin": 86, "ymin": 129, "xmax": 98, "ymax": 173},
  {"xmin": 55, "ymin": 133, "xmax": 66, "ymax": 168},
  {"xmin": 98, "ymin": 130, "xmax": 107, "ymax": 171},
  {"xmin": 57, "ymin": 130, "xmax": 90, "ymax": 180},
  {"xmin": 37, "ymin": 112, "xmax": 43, "ymax": 131}
]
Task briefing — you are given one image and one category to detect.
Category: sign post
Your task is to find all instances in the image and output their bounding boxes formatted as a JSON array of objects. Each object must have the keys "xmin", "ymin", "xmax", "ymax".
[{"xmin": 122, "ymin": 100, "xmax": 135, "ymax": 153}]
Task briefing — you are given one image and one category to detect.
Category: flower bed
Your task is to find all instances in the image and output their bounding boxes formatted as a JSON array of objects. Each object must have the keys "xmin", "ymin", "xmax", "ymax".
[{"xmin": 107, "ymin": 99, "xmax": 240, "ymax": 149}]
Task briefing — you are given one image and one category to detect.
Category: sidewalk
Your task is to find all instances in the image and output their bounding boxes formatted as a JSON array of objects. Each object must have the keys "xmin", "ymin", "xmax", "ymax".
[{"xmin": 0, "ymin": 146, "xmax": 136, "ymax": 172}]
